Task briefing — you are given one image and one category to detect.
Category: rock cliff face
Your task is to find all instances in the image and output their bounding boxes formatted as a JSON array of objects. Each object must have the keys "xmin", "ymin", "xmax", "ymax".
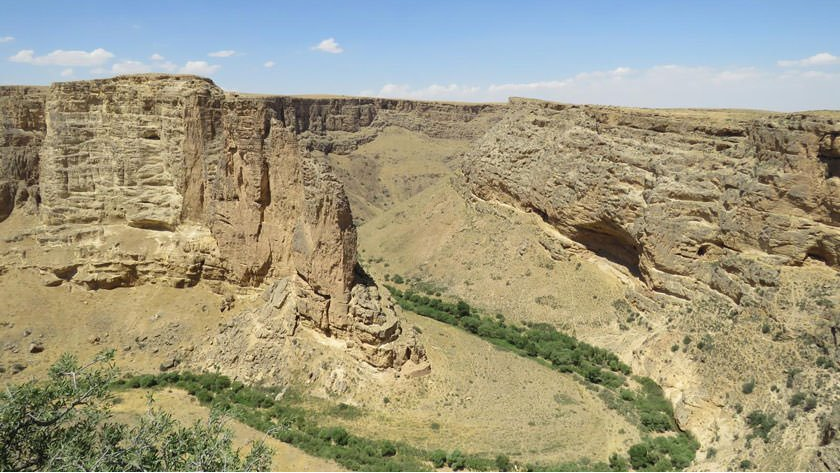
[
  {"xmin": 462, "ymin": 98, "xmax": 840, "ymax": 468},
  {"xmin": 464, "ymin": 99, "xmax": 840, "ymax": 306},
  {"xmin": 0, "ymin": 86, "xmax": 46, "ymax": 221},
  {"xmin": 0, "ymin": 74, "xmax": 459, "ymax": 371}
]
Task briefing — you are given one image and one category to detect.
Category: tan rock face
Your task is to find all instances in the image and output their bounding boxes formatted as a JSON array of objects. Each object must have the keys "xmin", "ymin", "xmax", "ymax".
[
  {"xmin": 0, "ymin": 86, "xmax": 47, "ymax": 221},
  {"xmin": 0, "ymin": 74, "xmax": 430, "ymax": 370},
  {"xmin": 464, "ymin": 100, "xmax": 840, "ymax": 306}
]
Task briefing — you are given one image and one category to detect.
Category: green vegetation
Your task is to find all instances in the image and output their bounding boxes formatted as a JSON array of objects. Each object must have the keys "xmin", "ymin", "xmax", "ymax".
[
  {"xmin": 816, "ymin": 356, "xmax": 836, "ymax": 370},
  {"xmin": 0, "ymin": 351, "xmax": 271, "ymax": 471},
  {"xmin": 386, "ymin": 285, "xmax": 630, "ymax": 389},
  {"xmin": 790, "ymin": 392, "xmax": 806, "ymax": 407},
  {"xmin": 627, "ymin": 434, "xmax": 700, "ymax": 471},
  {"xmin": 745, "ymin": 411, "xmax": 777, "ymax": 442},
  {"xmin": 386, "ymin": 284, "xmax": 698, "ymax": 470},
  {"xmin": 114, "ymin": 371, "xmax": 438, "ymax": 471}
]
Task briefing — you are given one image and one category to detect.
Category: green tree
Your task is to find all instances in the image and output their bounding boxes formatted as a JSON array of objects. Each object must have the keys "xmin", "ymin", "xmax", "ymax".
[{"xmin": 0, "ymin": 351, "xmax": 271, "ymax": 471}]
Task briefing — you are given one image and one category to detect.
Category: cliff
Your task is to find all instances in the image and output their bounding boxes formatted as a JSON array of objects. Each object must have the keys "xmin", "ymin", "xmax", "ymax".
[
  {"xmin": 464, "ymin": 99, "xmax": 840, "ymax": 306},
  {"xmin": 0, "ymin": 74, "xmax": 509, "ymax": 372}
]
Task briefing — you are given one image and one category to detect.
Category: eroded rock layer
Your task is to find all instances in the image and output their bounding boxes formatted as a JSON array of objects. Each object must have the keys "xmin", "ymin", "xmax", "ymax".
[
  {"xmin": 0, "ymin": 74, "xmax": 472, "ymax": 370},
  {"xmin": 0, "ymin": 86, "xmax": 46, "ymax": 221},
  {"xmin": 464, "ymin": 99, "xmax": 840, "ymax": 306}
]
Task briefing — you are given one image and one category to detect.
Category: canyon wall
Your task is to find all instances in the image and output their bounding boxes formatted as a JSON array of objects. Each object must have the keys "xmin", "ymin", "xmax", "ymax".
[
  {"xmin": 0, "ymin": 74, "xmax": 509, "ymax": 371},
  {"xmin": 464, "ymin": 99, "xmax": 840, "ymax": 306}
]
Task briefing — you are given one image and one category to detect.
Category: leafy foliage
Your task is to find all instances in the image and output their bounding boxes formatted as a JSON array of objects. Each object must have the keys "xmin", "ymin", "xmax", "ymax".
[
  {"xmin": 745, "ymin": 410, "xmax": 777, "ymax": 442},
  {"xmin": 385, "ymin": 285, "xmax": 630, "ymax": 389},
  {"xmin": 627, "ymin": 433, "xmax": 700, "ymax": 471},
  {"xmin": 0, "ymin": 351, "xmax": 271, "ymax": 471}
]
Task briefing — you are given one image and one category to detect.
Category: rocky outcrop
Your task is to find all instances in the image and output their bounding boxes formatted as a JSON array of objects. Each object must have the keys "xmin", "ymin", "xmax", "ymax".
[
  {"xmin": 464, "ymin": 99, "xmax": 840, "ymax": 306},
  {"xmin": 0, "ymin": 74, "xmax": 437, "ymax": 370},
  {"xmin": 0, "ymin": 86, "xmax": 46, "ymax": 221}
]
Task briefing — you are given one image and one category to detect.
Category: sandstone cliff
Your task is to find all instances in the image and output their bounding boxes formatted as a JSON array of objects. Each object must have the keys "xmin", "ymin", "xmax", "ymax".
[
  {"xmin": 462, "ymin": 98, "xmax": 840, "ymax": 469},
  {"xmin": 0, "ymin": 86, "xmax": 46, "ymax": 221},
  {"xmin": 464, "ymin": 99, "xmax": 840, "ymax": 307},
  {"xmin": 0, "ymin": 74, "xmax": 504, "ymax": 372}
]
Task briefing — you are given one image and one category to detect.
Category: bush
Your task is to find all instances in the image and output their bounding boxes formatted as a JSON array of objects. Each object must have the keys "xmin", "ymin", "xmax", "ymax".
[
  {"xmin": 430, "ymin": 449, "xmax": 447, "ymax": 468},
  {"xmin": 627, "ymin": 433, "xmax": 699, "ymax": 471},
  {"xmin": 746, "ymin": 411, "xmax": 777, "ymax": 442},
  {"xmin": 495, "ymin": 454, "xmax": 511, "ymax": 471},
  {"xmin": 790, "ymin": 392, "xmax": 806, "ymax": 407},
  {"xmin": 608, "ymin": 453, "xmax": 628, "ymax": 471},
  {"xmin": 447, "ymin": 449, "xmax": 466, "ymax": 470}
]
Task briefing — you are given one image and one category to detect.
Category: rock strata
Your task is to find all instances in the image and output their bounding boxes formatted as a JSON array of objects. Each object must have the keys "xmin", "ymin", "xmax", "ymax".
[
  {"xmin": 0, "ymin": 74, "xmax": 436, "ymax": 370},
  {"xmin": 464, "ymin": 99, "xmax": 840, "ymax": 306}
]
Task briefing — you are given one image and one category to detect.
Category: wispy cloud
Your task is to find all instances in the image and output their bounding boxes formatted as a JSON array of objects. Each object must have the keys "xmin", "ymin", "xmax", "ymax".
[
  {"xmin": 60, "ymin": 68, "xmax": 73, "ymax": 77},
  {"xmin": 150, "ymin": 53, "xmax": 165, "ymax": 61},
  {"xmin": 208, "ymin": 50, "xmax": 236, "ymax": 58},
  {"xmin": 313, "ymin": 38, "xmax": 343, "ymax": 54},
  {"xmin": 0, "ymin": 36, "xmax": 14, "ymax": 43},
  {"xmin": 263, "ymin": 60, "xmax": 275, "ymax": 68},
  {"xmin": 777, "ymin": 52, "xmax": 840, "ymax": 67},
  {"xmin": 372, "ymin": 64, "xmax": 840, "ymax": 110},
  {"xmin": 9, "ymin": 48, "xmax": 114, "ymax": 66},
  {"xmin": 377, "ymin": 83, "xmax": 481, "ymax": 101},
  {"xmin": 111, "ymin": 60, "xmax": 152, "ymax": 74},
  {"xmin": 179, "ymin": 60, "xmax": 220, "ymax": 75}
]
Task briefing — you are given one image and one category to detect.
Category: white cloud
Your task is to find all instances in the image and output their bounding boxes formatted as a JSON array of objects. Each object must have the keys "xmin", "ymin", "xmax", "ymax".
[
  {"xmin": 263, "ymin": 60, "xmax": 275, "ymax": 68},
  {"xmin": 208, "ymin": 50, "xmax": 236, "ymax": 58},
  {"xmin": 0, "ymin": 36, "xmax": 14, "ymax": 43},
  {"xmin": 777, "ymin": 52, "xmax": 840, "ymax": 67},
  {"xmin": 371, "ymin": 64, "xmax": 840, "ymax": 110},
  {"xmin": 313, "ymin": 38, "xmax": 343, "ymax": 54},
  {"xmin": 150, "ymin": 53, "xmax": 165, "ymax": 61},
  {"xmin": 9, "ymin": 48, "xmax": 114, "ymax": 66},
  {"xmin": 60, "ymin": 68, "xmax": 73, "ymax": 77},
  {"xmin": 179, "ymin": 60, "xmax": 220, "ymax": 75},
  {"xmin": 111, "ymin": 60, "xmax": 152, "ymax": 74},
  {"xmin": 376, "ymin": 83, "xmax": 482, "ymax": 101}
]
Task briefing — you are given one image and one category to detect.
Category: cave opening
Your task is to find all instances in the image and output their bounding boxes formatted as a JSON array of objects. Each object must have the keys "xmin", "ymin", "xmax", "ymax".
[
  {"xmin": 819, "ymin": 135, "xmax": 840, "ymax": 179},
  {"xmin": 805, "ymin": 243, "xmax": 836, "ymax": 266},
  {"xmin": 570, "ymin": 221, "xmax": 642, "ymax": 278},
  {"xmin": 142, "ymin": 130, "xmax": 161, "ymax": 140},
  {"xmin": 821, "ymin": 155, "xmax": 840, "ymax": 179}
]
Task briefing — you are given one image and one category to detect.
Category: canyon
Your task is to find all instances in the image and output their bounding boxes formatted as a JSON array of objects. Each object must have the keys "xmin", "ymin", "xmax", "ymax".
[{"xmin": 1, "ymin": 74, "xmax": 838, "ymax": 471}]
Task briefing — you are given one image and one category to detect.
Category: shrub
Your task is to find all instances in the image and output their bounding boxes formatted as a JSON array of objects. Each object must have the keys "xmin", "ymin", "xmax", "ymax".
[
  {"xmin": 447, "ymin": 449, "xmax": 466, "ymax": 470},
  {"xmin": 746, "ymin": 411, "xmax": 777, "ymax": 442},
  {"xmin": 608, "ymin": 453, "xmax": 628, "ymax": 471},
  {"xmin": 495, "ymin": 454, "xmax": 511, "ymax": 471},
  {"xmin": 430, "ymin": 449, "xmax": 447, "ymax": 468},
  {"xmin": 804, "ymin": 396, "xmax": 818, "ymax": 412},
  {"xmin": 790, "ymin": 392, "xmax": 806, "ymax": 407}
]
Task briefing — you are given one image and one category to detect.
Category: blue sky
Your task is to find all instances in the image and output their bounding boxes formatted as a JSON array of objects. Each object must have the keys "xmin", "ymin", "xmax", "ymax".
[{"xmin": 1, "ymin": 0, "xmax": 839, "ymax": 110}]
